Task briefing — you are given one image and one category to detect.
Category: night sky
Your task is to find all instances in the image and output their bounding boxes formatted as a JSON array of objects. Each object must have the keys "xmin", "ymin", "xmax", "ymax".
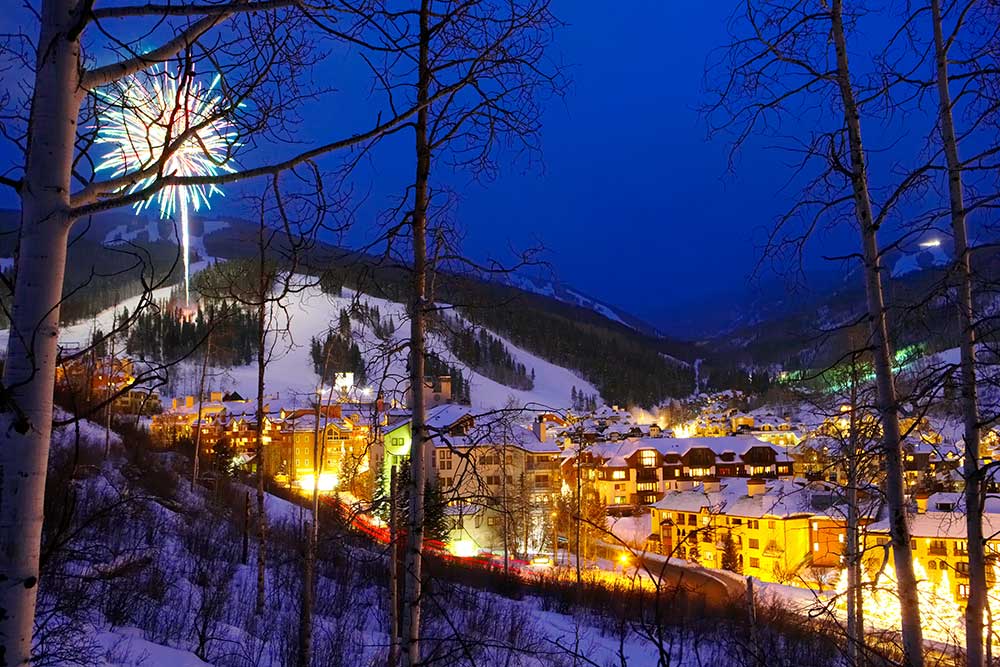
[
  {"xmin": 0, "ymin": 2, "xmax": 893, "ymax": 332},
  {"xmin": 317, "ymin": 1, "xmax": 855, "ymax": 327}
]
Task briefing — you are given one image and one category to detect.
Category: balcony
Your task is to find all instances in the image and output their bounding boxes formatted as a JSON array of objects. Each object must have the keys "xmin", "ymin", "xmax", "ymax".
[
  {"xmin": 636, "ymin": 469, "xmax": 659, "ymax": 483},
  {"xmin": 763, "ymin": 541, "xmax": 784, "ymax": 557}
]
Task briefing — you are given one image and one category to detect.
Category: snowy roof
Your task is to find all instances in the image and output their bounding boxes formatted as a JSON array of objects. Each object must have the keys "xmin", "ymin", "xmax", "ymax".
[
  {"xmin": 924, "ymin": 492, "xmax": 1000, "ymax": 515},
  {"xmin": 569, "ymin": 436, "xmax": 782, "ymax": 462},
  {"xmin": 869, "ymin": 511, "xmax": 1000, "ymax": 540},
  {"xmin": 650, "ymin": 478, "xmax": 822, "ymax": 519},
  {"xmin": 384, "ymin": 404, "xmax": 474, "ymax": 437},
  {"xmin": 435, "ymin": 423, "xmax": 558, "ymax": 454},
  {"xmin": 280, "ymin": 414, "xmax": 356, "ymax": 432},
  {"xmin": 426, "ymin": 404, "xmax": 476, "ymax": 431},
  {"xmin": 385, "ymin": 406, "xmax": 558, "ymax": 453}
]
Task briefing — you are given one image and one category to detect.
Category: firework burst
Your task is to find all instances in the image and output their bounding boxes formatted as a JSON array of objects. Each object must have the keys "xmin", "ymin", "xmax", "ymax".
[{"xmin": 95, "ymin": 67, "xmax": 239, "ymax": 303}]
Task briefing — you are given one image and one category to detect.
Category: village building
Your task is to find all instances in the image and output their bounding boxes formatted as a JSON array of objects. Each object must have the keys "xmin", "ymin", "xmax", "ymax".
[
  {"xmin": 56, "ymin": 354, "xmax": 162, "ymax": 415},
  {"xmin": 648, "ymin": 477, "xmax": 849, "ymax": 583},
  {"xmin": 377, "ymin": 404, "xmax": 561, "ymax": 557},
  {"xmin": 563, "ymin": 436, "xmax": 794, "ymax": 510},
  {"xmin": 265, "ymin": 405, "xmax": 373, "ymax": 494},
  {"xmin": 150, "ymin": 393, "xmax": 254, "ymax": 448},
  {"xmin": 865, "ymin": 492, "xmax": 1000, "ymax": 603}
]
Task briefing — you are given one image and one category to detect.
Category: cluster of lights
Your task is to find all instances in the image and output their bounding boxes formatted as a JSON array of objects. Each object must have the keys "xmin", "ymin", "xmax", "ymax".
[
  {"xmin": 95, "ymin": 67, "xmax": 239, "ymax": 304},
  {"xmin": 448, "ymin": 539, "xmax": 477, "ymax": 558},
  {"xmin": 672, "ymin": 422, "xmax": 697, "ymax": 438},
  {"xmin": 298, "ymin": 473, "xmax": 338, "ymax": 493},
  {"xmin": 833, "ymin": 558, "xmax": 1000, "ymax": 648}
]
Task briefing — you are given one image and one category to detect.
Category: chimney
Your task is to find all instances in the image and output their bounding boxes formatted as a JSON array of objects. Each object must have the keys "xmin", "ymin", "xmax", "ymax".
[
  {"xmin": 746, "ymin": 478, "xmax": 766, "ymax": 498},
  {"xmin": 915, "ymin": 492, "xmax": 929, "ymax": 514},
  {"xmin": 533, "ymin": 416, "xmax": 547, "ymax": 442},
  {"xmin": 185, "ymin": 395, "xmax": 195, "ymax": 408},
  {"xmin": 376, "ymin": 391, "xmax": 384, "ymax": 414},
  {"xmin": 210, "ymin": 391, "xmax": 223, "ymax": 402},
  {"xmin": 172, "ymin": 397, "xmax": 178, "ymax": 410}
]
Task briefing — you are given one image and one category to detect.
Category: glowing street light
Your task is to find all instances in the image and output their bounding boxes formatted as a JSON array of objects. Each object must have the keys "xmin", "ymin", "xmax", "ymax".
[{"xmin": 298, "ymin": 472, "xmax": 338, "ymax": 493}]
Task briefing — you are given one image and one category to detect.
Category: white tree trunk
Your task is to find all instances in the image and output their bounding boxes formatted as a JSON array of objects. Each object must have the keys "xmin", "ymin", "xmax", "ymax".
[
  {"xmin": 401, "ymin": 4, "xmax": 431, "ymax": 662},
  {"xmin": 929, "ymin": 2, "xmax": 985, "ymax": 664},
  {"xmin": 830, "ymin": 2, "xmax": 923, "ymax": 664},
  {"xmin": 0, "ymin": 1, "xmax": 81, "ymax": 662}
]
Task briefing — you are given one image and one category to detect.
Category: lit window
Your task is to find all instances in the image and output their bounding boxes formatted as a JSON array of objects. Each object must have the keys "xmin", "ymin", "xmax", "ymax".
[
  {"xmin": 813, "ymin": 542, "xmax": 819, "ymax": 552},
  {"xmin": 612, "ymin": 470, "xmax": 626, "ymax": 480},
  {"xmin": 640, "ymin": 450, "xmax": 657, "ymax": 467}
]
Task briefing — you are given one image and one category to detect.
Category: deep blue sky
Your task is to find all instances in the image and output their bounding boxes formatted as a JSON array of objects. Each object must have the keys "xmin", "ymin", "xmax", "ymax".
[
  {"xmin": 1, "ymin": 1, "xmax": 902, "ymax": 333},
  {"xmin": 308, "ymin": 1, "xmax": 860, "ymax": 327},
  {"xmin": 305, "ymin": 0, "xmax": 852, "ymax": 329}
]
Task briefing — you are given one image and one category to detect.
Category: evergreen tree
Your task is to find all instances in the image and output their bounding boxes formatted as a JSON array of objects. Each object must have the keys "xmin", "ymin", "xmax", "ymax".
[
  {"xmin": 213, "ymin": 437, "xmax": 237, "ymax": 478},
  {"xmin": 721, "ymin": 530, "xmax": 741, "ymax": 573},
  {"xmin": 372, "ymin": 460, "xmax": 449, "ymax": 542},
  {"xmin": 338, "ymin": 308, "xmax": 351, "ymax": 339}
]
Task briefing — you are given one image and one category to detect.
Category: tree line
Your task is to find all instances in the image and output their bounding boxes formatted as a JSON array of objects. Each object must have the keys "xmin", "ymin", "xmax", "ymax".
[
  {"xmin": 460, "ymin": 304, "xmax": 694, "ymax": 408},
  {"xmin": 125, "ymin": 299, "xmax": 257, "ymax": 367}
]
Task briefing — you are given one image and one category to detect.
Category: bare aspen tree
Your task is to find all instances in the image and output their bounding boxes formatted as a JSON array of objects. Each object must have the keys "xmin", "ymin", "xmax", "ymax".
[
  {"xmin": 831, "ymin": 5, "xmax": 925, "ymax": 659},
  {"xmin": 705, "ymin": 2, "xmax": 927, "ymax": 663},
  {"xmin": 200, "ymin": 181, "xmax": 325, "ymax": 615},
  {"xmin": 924, "ymin": 1, "xmax": 999, "ymax": 661},
  {"xmin": 192, "ymin": 333, "xmax": 212, "ymax": 490},
  {"xmin": 401, "ymin": 4, "xmax": 432, "ymax": 660},
  {"xmin": 882, "ymin": 1, "xmax": 1000, "ymax": 660},
  {"xmin": 0, "ymin": 0, "xmax": 477, "ymax": 657},
  {"xmin": 336, "ymin": 1, "xmax": 561, "ymax": 663},
  {"xmin": 299, "ymin": 329, "xmax": 337, "ymax": 666}
]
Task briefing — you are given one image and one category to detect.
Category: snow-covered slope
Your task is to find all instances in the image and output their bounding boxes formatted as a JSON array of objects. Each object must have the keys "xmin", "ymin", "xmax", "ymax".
[
  {"xmin": 499, "ymin": 272, "xmax": 661, "ymax": 337},
  {"xmin": 0, "ymin": 272, "xmax": 600, "ymax": 412},
  {"xmin": 218, "ymin": 278, "xmax": 601, "ymax": 411}
]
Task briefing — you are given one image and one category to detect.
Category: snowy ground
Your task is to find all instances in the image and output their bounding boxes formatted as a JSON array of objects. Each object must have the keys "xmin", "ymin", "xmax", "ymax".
[{"xmin": 607, "ymin": 513, "xmax": 652, "ymax": 549}]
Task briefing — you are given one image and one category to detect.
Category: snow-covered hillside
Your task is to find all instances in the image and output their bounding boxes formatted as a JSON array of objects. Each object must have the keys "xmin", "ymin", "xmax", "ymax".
[
  {"xmin": 499, "ymin": 272, "xmax": 657, "ymax": 336},
  {"xmin": 219, "ymin": 278, "xmax": 601, "ymax": 411},
  {"xmin": 40, "ymin": 415, "xmax": 836, "ymax": 667},
  {"xmin": 0, "ymin": 272, "xmax": 600, "ymax": 412}
]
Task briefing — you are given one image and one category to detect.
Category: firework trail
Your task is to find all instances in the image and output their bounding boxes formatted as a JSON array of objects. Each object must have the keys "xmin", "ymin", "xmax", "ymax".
[{"xmin": 95, "ymin": 67, "xmax": 239, "ymax": 304}]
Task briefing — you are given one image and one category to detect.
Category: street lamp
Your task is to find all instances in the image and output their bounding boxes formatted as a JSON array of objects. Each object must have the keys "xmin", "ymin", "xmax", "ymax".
[{"xmin": 551, "ymin": 510, "xmax": 559, "ymax": 566}]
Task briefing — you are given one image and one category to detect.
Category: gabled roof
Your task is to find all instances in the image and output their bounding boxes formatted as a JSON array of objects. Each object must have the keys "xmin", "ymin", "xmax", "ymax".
[
  {"xmin": 924, "ymin": 491, "xmax": 1000, "ymax": 515},
  {"xmin": 869, "ymin": 510, "xmax": 1000, "ymax": 540},
  {"xmin": 385, "ymin": 404, "xmax": 474, "ymax": 437},
  {"xmin": 435, "ymin": 422, "xmax": 559, "ymax": 453},
  {"xmin": 567, "ymin": 436, "xmax": 781, "ymax": 463},
  {"xmin": 650, "ymin": 478, "xmax": 822, "ymax": 519}
]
